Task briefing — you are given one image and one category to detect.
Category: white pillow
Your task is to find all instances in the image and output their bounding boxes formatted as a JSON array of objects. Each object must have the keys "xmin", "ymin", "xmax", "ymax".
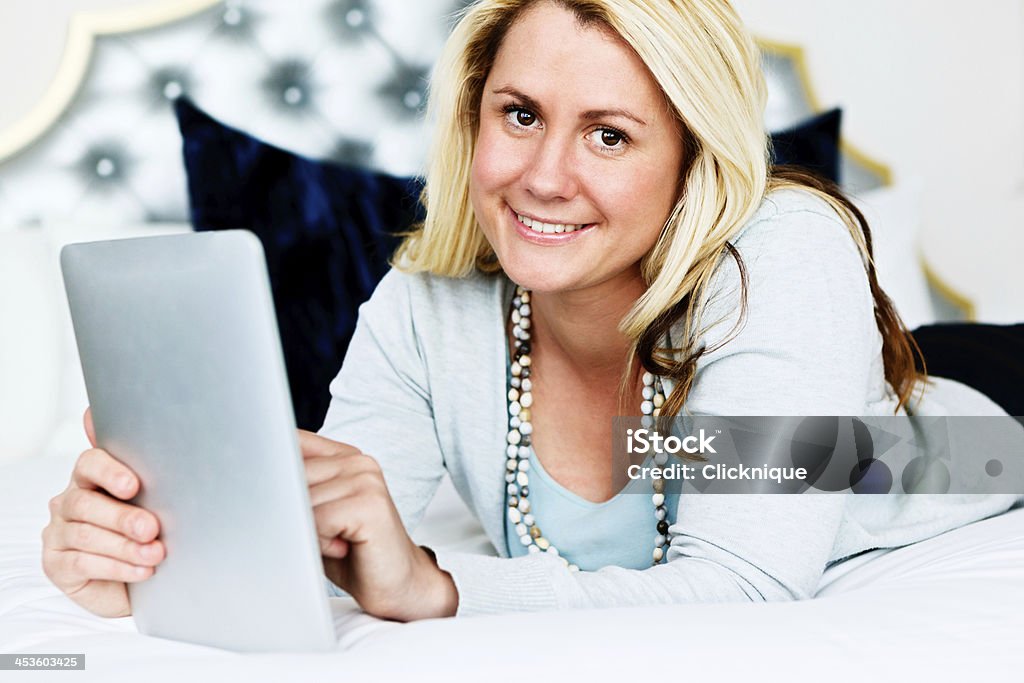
[
  {"xmin": 0, "ymin": 229, "xmax": 62, "ymax": 462},
  {"xmin": 852, "ymin": 182, "xmax": 937, "ymax": 330}
]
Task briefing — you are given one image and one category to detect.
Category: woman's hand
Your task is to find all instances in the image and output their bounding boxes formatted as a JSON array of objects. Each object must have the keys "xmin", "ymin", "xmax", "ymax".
[
  {"xmin": 298, "ymin": 431, "xmax": 458, "ymax": 621},
  {"xmin": 41, "ymin": 408, "xmax": 165, "ymax": 617}
]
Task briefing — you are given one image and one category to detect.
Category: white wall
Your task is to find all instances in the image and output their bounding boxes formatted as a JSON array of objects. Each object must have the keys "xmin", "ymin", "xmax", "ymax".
[
  {"xmin": 2, "ymin": 0, "xmax": 1023, "ymax": 320},
  {"xmin": 733, "ymin": 0, "xmax": 1024, "ymax": 322},
  {"xmin": 0, "ymin": 0, "xmax": 170, "ymax": 132}
]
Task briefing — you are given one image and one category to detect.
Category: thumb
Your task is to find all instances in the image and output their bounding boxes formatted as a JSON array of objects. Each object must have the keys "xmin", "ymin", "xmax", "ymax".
[{"xmin": 83, "ymin": 407, "xmax": 97, "ymax": 448}]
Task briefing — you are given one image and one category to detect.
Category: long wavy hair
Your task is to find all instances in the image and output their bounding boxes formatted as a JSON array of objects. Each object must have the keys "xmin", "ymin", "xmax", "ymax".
[{"xmin": 394, "ymin": 0, "xmax": 926, "ymax": 415}]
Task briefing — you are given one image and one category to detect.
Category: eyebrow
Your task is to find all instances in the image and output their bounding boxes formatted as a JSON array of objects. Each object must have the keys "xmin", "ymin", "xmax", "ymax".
[{"xmin": 491, "ymin": 86, "xmax": 648, "ymax": 127}]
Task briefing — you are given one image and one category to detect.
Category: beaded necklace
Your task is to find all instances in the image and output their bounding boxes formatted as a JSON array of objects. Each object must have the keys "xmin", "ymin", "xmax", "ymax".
[{"xmin": 505, "ymin": 285, "xmax": 671, "ymax": 570}]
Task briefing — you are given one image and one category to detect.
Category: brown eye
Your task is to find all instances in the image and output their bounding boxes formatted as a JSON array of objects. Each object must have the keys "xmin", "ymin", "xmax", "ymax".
[
  {"xmin": 516, "ymin": 109, "xmax": 536, "ymax": 126},
  {"xmin": 600, "ymin": 130, "xmax": 623, "ymax": 147}
]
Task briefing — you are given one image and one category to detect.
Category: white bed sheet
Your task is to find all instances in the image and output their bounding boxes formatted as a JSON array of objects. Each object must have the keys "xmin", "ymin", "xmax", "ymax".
[{"xmin": 2, "ymin": 443, "xmax": 1023, "ymax": 682}]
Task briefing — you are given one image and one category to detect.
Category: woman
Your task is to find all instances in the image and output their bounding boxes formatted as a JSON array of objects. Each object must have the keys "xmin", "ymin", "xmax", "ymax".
[{"xmin": 42, "ymin": 0, "xmax": 1022, "ymax": 621}]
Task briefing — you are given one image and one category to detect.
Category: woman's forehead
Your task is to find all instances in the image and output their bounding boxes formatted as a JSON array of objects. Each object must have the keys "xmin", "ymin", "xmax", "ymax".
[{"xmin": 488, "ymin": 2, "xmax": 666, "ymax": 118}]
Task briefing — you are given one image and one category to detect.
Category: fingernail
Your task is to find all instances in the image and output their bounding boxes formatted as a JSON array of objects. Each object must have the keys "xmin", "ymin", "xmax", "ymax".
[
  {"xmin": 141, "ymin": 544, "xmax": 158, "ymax": 559},
  {"xmin": 133, "ymin": 565, "xmax": 148, "ymax": 577},
  {"xmin": 117, "ymin": 475, "xmax": 133, "ymax": 493},
  {"xmin": 133, "ymin": 519, "xmax": 148, "ymax": 538}
]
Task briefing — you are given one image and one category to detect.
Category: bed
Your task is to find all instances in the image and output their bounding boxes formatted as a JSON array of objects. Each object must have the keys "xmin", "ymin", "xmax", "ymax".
[{"xmin": 1, "ymin": 1, "xmax": 1020, "ymax": 680}]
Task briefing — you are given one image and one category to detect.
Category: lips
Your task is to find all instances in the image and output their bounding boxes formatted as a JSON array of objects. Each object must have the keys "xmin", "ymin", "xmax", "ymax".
[{"xmin": 507, "ymin": 204, "xmax": 595, "ymax": 245}]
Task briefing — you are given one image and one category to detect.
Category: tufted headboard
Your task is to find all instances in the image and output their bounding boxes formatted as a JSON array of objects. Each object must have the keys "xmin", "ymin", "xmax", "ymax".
[{"xmin": 0, "ymin": 0, "xmax": 970, "ymax": 318}]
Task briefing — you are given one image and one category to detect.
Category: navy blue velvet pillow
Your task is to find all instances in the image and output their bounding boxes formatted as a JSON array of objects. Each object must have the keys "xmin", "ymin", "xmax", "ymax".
[
  {"xmin": 174, "ymin": 98, "xmax": 424, "ymax": 430},
  {"xmin": 770, "ymin": 108, "xmax": 842, "ymax": 184}
]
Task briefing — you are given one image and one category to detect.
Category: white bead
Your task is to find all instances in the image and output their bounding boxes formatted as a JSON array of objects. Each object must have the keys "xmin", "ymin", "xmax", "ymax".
[
  {"xmin": 653, "ymin": 408, "xmax": 661, "ymax": 417},
  {"xmin": 508, "ymin": 507, "xmax": 522, "ymax": 524},
  {"xmin": 642, "ymin": 386, "xmax": 655, "ymax": 400},
  {"xmin": 518, "ymin": 446, "xmax": 530, "ymax": 457},
  {"xmin": 653, "ymin": 394, "xmax": 665, "ymax": 408},
  {"xmin": 655, "ymin": 534, "xmax": 667, "ymax": 547},
  {"xmin": 641, "ymin": 400, "xmax": 654, "ymax": 415},
  {"xmin": 535, "ymin": 536, "xmax": 550, "ymax": 550},
  {"xmin": 515, "ymin": 522, "xmax": 528, "ymax": 537},
  {"xmin": 528, "ymin": 544, "xmax": 540, "ymax": 553},
  {"xmin": 506, "ymin": 445, "xmax": 518, "ymax": 458},
  {"xmin": 511, "ymin": 377, "xmax": 521, "ymax": 388},
  {"xmin": 505, "ymin": 472, "xmax": 515, "ymax": 483},
  {"xmin": 507, "ymin": 483, "xmax": 518, "ymax": 495},
  {"xmin": 568, "ymin": 564, "xmax": 580, "ymax": 572},
  {"xmin": 511, "ymin": 362, "xmax": 522, "ymax": 377},
  {"xmin": 642, "ymin": 372, "xmax": 654, "ymax": 386},
  {"xmin": 513, "ymin": 296, "xmax": 522, "ymax": 307},
  {"xmin": 510, "ymin": 416, "xmax": 521, "ymax": 429},
  {"xmin": 522, "ymin": 513, "xmax": 534, "ymax": 526},
  {"xmin": 509, "ymin": 401, "xmax": 522, "ymax": 416},
  {"xmin": 519, "ymin": 355, "xmax": 531, "ymax": 367},
  {"xmin": 652, "ymin": 493, "xmax": 665, "ymax": 507},
  {"xmin": 520, "ymin": 317, "xmax": 531, "ymax": 330},
  {"xmin": 519, "ymin": 421, "xmax": 533, "ymax": 435},
  {"xmin": 641, "ymin": 415, "xmax": 654, "ymax": 428},
  {"xmin": 518, "ymin": 498, "xmax": 531, "ymax": 513},
  {"xmin": 512, "ymin": 309, "xmax": 522, "ymax": 324},
  {"xmin": 654, "ymin": 451, "xmax": 668, "ymax": 466},
  {"xmin": 517, "ymin": 459, "xmax": 531, "ymax": 471},
  {"xmin": 520, "ymin": 304, "xmax": 531, "ymax": 317},
  {"xmin": 519, "ymin": 534, "xmax": 533, "ymax": 546},
  {"xmin": 522, "ymin": 378, "xmax": 532, "ymax": 392},
  {"xmin": 521, "ymin": 291, "xmax": 531, "ymax": 302},
  {"xmin": 506, "ymin": 458, "xmax": 518, "ymax": 471},
  {"xmin": 655, "ymin": 507, "xmax": 667, "ymax": 521},
  {"xmin": 520, "ymin": 392, "xmax": 533, "ymax": 408},
  {"xmin": 516, "ymin": 471, "xmax": 529, "ymax": 486},
  {"xmin": 507, "ymin": 430, "xmax": 521, "ymax": 445},
  {"xmin": 508, "ymin": 388, "xmax": 520, "ymax": 402},
  {"xmin": 653, "ymin": 547, "xmax": 664, "ymax": 562}
]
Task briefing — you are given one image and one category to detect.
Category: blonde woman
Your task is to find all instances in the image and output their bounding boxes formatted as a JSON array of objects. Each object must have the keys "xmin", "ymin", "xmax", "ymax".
[{"xmin": 42, "ymin": 0, "xmax": 1022, "ymax": 621}]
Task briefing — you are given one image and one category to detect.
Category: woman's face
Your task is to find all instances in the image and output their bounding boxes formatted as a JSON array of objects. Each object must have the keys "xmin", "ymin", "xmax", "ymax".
[{"xmin": 470, "ymin": 1, "xmax": 686, "ymax": 296}]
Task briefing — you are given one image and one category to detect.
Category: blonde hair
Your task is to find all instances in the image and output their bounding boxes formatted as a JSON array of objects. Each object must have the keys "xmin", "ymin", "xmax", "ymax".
[{"xmin": 395, "ymin": 0, "xmax": 924, "ymax": 415}]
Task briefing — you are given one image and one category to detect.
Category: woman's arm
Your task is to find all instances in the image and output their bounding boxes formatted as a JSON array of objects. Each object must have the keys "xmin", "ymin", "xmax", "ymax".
[{"xmin": 432, "ymin": 195, "xmax": 874, "ymax": 615}]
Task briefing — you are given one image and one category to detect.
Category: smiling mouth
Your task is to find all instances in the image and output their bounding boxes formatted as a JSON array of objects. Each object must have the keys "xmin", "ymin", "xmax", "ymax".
[{"xmin": 514, "ymin": 210, "xmax": 592, "ymax": 234}]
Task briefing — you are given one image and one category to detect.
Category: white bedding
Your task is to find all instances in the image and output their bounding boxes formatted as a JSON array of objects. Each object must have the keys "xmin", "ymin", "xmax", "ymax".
[{"xmin": 2, "ymin": 440, "xmax": 1023, "ymax": 682}]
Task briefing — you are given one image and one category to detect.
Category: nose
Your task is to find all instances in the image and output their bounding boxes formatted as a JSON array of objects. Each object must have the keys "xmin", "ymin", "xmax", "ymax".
[{"xmin": 520, "ymin": 133, "xmax": 580, "ymax": 202}]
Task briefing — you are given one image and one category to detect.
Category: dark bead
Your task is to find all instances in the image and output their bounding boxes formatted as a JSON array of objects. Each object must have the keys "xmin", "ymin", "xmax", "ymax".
[
  {"xmin": 518, "ymin": 342, "xmax": 531, "ymax": 355},
  {"xmin": 521, "ymin": 435, "xmax": 531, "ymax": 447},
  {"xmin": 521, "ymin": 486, "xmax": 529, "ymax": 497},
  {"xmin": 657, "ymin": 520, "xmax": 669, "ymax": 535},
  {"xmin": 521, "ymin": 367, "xmax": 531, "ymax": 379}
]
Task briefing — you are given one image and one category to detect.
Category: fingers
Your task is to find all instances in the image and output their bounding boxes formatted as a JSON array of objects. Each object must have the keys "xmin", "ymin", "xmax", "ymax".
[
  {"xmin": 53, "ymin": 550, "xmax": 155, "ymax": 588},
  {"xmin": 304, "ymin": 450, "xmax": 381, "ymax": 487},
  {"xmin": 51, "ymin": 521, "xmax": 164, "ymax": 567},
  {"xmin": 319, "ymin": 536, "xmax": 350, "ymax": 559},
  {"xmin": 297, "ymin": 430, "xmax": 362, "ymax": 460},
  {"xmin": 83, "ymin": 407, "xmax": 97, "ymax": 449},
  {"xmin": 72, "ymin": 449, "xmax": 140, "ymax": 500},
  {"xmin": 58, "ymin": 487, "xmax": 160, "ymax": 544}
]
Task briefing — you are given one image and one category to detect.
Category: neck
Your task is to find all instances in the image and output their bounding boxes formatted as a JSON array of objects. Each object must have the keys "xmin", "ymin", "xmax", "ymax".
[{"xmin": 525, "ymin": 267, "xmax": 646, "ymax": 383}]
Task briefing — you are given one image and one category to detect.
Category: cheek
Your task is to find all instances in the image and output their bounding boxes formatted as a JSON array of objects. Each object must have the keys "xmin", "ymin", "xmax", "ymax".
[{"xmin": 471, "ymin": 124, "xmax": 524, "ymax": 198}]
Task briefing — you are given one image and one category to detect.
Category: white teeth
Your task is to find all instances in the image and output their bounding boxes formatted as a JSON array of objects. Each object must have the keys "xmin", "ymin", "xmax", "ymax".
[{"xmin": 516, "ymin": 213, "xmax": 586, "ymax": 234}]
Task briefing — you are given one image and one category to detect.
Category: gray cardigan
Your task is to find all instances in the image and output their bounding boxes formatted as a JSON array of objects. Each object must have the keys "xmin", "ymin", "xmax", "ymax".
[{"xmin": 319, "ymin": 190, "xmax": 1023, "ymax": 616}]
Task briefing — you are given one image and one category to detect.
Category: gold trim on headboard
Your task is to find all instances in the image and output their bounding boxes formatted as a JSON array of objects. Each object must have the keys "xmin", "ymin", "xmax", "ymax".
[
  {"xmin": 756, "ymin": 37, "xmax": 974, "ymax": 321},
  {"xmin": 0, "ymin": 0, "xmax": 220, "ymax": 163}
]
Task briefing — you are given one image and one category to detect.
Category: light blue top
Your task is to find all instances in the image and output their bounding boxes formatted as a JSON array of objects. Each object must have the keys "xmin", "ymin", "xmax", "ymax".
[{"xmin": 504, "ymin": 448, "xmax": 680, "ymax": 570}]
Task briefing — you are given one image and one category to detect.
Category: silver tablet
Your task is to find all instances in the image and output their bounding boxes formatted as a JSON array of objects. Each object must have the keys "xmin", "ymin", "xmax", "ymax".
[{"xmin": 61, "ymin": 230, "xmax": 336, "ymax": 652}]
